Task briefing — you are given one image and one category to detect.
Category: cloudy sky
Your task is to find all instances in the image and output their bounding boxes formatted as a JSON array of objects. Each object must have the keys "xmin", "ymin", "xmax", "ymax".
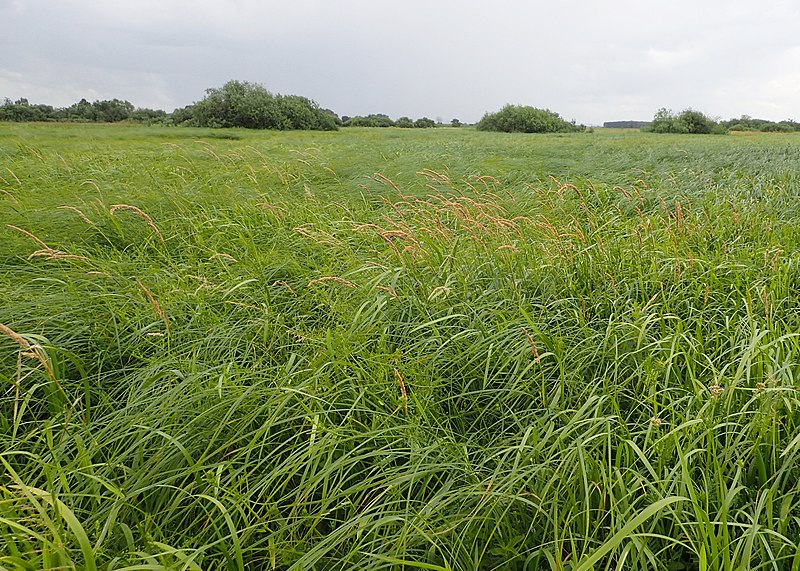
[{"xmin": 2, "ymin": 0, "xmax": 799, "ymax": 124}]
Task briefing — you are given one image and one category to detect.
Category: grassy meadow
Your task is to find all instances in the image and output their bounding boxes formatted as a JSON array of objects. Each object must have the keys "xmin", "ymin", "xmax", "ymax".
[{"xmin": 2, "ymin": 123, "xmax": 800, "ymax": 570}]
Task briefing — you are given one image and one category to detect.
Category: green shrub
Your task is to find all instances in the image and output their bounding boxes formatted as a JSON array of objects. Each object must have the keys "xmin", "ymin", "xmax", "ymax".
[
  {"xmin": 645, "ymin": 108, "xmax": 726, "ymax": 134},
  {"xmin": 476, "ymin": 105, "xmax": 584, "ymax": 133},
  {"xmin": 344, "ymin": 114, "xmax": 394, "ymax": 127},
  {"xmin": 186, "ymin": 80, "xmax": 339, "ymax": 130}
]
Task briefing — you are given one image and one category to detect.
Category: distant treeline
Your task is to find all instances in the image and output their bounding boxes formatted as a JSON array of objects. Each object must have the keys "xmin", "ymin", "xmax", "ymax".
[
  {"xmin": 722, "ymin": 116, "xmax": 800, "ymax": 133},
  {"xmin": 341, "ymin": 114, "xmax": 443, "ymax": 128},
  {"xmin": 0, "ymin": 82, "xmax": 341, "ymax": 130},
  {"xmin": 642, "ymin": 108, "xmax": 800, "ymax": 135},
  {"xmin": 0, "ymin": 81, "xmax": 451, "ymax": 131},
  {"xmin": 0, "ymin": 97, "xmax": 167, "ymax": 124},
  {"xmin": 4, "ymin": 84, "xmax": 800, "ymax": 134}
]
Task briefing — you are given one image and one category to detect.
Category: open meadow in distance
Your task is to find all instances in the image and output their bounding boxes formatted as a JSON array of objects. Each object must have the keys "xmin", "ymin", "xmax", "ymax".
[{"xmin": 2, "ymin": 123, "xmax": 800, "ymax": 570}]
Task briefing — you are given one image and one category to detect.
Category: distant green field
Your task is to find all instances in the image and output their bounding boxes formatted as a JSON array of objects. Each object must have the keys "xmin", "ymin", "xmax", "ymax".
[{"xmin": 2, "ymin": 123, "xmax": 800, "ymax": 570}]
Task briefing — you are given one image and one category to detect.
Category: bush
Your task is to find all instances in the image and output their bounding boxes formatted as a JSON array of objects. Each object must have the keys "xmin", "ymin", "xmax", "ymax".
[
  {"xmin": 720, "ymin": 116, "xmax": 796, "ymax": 133},
  {"xmin": 645, "ymin": 108, "xmax": 725, "ymax": 134},
  {"xmin": 343, "ymin": 114, "xmax": 394, "ymax": 127},
  {"xmin": 186, "ymin": 80, "xmax": 339, "ymax": 130},
  {"xmin": 476, "ymin": 105, "xmax": 584, "ymax": 133}
]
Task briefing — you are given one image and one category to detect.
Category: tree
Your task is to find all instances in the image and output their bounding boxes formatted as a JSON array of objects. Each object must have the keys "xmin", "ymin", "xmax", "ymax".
[
  {"xmin": 645, "ymin": 108, "xmax": 725, "ymax": 134},
  {"xmin": 91, "ymin": 99, "xmax": 134, "ymax": 122},
  {"xmin": 188, "ymin": 80, "xmax": 339, "ymax": 130},
  {"xmin": 131, "ymin": 107, "xmax": 168, "ymax": 125},
  {"xmin": 65, "ymin": 98, "xmax": 95, "ymax": 121},
  {"xmin": 451, "ymin": 118, "xmax": 463, "ymax": 127},
  {"xmin": 414, "ymin": 117, "xmax": 436, "ymax": 128},
  {"xmin": 343, "ymin": 114, "xmax": 394, "ymax": 127}
]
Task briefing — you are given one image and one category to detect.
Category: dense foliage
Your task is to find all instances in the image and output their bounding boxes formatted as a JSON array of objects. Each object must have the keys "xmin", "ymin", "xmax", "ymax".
[
  {"xmin": 723, "ymin": 115, "xmax": 799, "ymax": 132},
  {"xmin": 476, "ymin": 104, "xmax": 585, "ymax": 133},
  {"xmin": 342, "ymin": 114, "xmax": 437, "ymax": 128},
  {"xmin": 3, "ymin": 125, "xmax": 800, "ymax": 570},
  {"xmin": 179, "ymin": 80, "xmax": 341, "ymax": 130},
  {"xmin": 342, "ymin": 113, "xmax": 395, "ymax": 127},
  {"xmin": 644, "ymin": 108, "xmax": 727, "ymax": 134},
  {"xmin": 0, "ymin": 97, "xmax": 167, "ymax": 124}
]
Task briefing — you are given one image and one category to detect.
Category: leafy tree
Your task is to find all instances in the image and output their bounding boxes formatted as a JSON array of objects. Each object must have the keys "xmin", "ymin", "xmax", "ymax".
[
  {"xmin": 476, "ymin": 105, "xmax": 584, "ymax": 133},
  {"xmin": 276, "ymin": 95, "xmax": 339, "ymax": 131},
  {"xmin": 645, "ymin": 108, "xmax": 725, "ymax": 134},
  {"xmin": 0, "ymin": 96, "xmax": 161, "ymax": 123},
  {"xmin": 0, "ymin": 98, "xmax": 55, "ymax": 122},
  {"xmin": 188, "ymin": 80, "xmax": 339, "ymax": 130},
  {"xmin": 721, "ymin": 115, "xmax": 795, "ymax": 133},
  {"xmin": 64, "ymin": 98, "xmax": 95, "ymax": 121},
  {"xmin": 395, "ymin": 116, "xmax": 414, "ymax": 128},
  {"xmin": 414, "ymin": 117, "xmax": 436, "ymax": 128},
  {"xmin": 170, "ymin": 105, "xmax": 195, "ymax": 126},
  {"xmin": 92, "ymin": 99, "xmax": 135, "ymax": 122},
  {"xmin": 451, "ymin": 118, "xmax": 463, "ymax": 127},
  {"xmin": 344, "ymin": 114, "xmax": 394, "ymax": 127},
  {"xmin": 680, "ymin": 110, "xmax": 714, "ymax": 134},
  {"xmin": 131, "ymin": 107, "xmax": 168, "ymax": 125}
]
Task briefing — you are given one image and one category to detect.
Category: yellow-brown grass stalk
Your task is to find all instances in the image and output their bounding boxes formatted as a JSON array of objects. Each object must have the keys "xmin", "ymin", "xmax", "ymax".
[
  {"xmin": 136, "ymin": 279, "xmax": 171, "ymax": 334},
  {"xmin": 110, "ymin": 204, "xmax": 165, "ymax": 242},
  {"xmin": 58, "ymin": 205, "xmax": 95, "ymax": 225}
]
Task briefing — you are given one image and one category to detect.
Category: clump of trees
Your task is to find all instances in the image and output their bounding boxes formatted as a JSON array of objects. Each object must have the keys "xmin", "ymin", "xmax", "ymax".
[
  {"xmin": 341, "ymin": 114, "xmax": 437, "ymax": 128},
  {"xmin": 343, "ymin": 114, "xmax": 395, "ymax": 127},
  {"xmin": 722, "ymin": 115, "xmax": 798, "ymax": 133},
  {"xmin": 476, "ymin": 105, "xmax": 585, "ymax": 133},
  {"xmin": 178, "ymin": 80, "xmax": 341, "ymax": 130},
  {"xmin": 643, "ymin": 108, "xmax": 727, "ymax": 134},
  {"xmin": 0, "ymin": 97, "xmax": 166, "ymax": 124}
]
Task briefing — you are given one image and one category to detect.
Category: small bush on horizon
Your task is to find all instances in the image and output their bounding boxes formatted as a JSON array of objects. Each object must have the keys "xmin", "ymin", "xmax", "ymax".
[
  {"xmin": 644, "ymin": 107, "xmax": 727, "ymax": 134},
  {"xmin": 476, "ymin": 104, "xmax": 585, "ymax": 133}
]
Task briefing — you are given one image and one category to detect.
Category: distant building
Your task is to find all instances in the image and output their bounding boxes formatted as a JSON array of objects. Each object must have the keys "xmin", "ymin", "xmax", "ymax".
[{"xmin": 603, "ymin": 121, "xmax": 651, "ymax": 129}]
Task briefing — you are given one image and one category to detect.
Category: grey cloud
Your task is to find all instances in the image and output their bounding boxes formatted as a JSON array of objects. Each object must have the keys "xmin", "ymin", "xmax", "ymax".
[{"xmin": 2, "ymin": 0, "xmax": 799, "ymax": 123}]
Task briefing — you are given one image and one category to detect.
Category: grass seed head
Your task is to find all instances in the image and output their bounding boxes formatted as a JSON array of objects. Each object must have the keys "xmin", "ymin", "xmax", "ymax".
[{"xmin": 110, "ymin": 204, "xmax": 164, "ymax": 242}]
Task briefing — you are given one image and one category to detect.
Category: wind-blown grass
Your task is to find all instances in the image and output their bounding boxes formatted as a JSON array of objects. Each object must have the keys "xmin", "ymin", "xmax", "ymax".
[{"xmin": 1, "ymin": 123, "xmax": 800, "ymax": 569}]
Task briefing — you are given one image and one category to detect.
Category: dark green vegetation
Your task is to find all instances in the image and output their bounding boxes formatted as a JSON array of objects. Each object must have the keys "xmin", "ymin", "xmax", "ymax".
[
  {"xmin": 179, "ymin": 80, "xmax": 340, "ymax": 131},
  {"xmin": 644, "ymin": 108, "xmax": 727, "ymax": 135},
  {"xmin": 476, "ymin": 105, "xmax": 585, "ymax": 133},
  {"xmin": 2, "ymin": 124, "xmax": 800, "ymax": 570},
  {"xmin": 0, "ymin": 81, "xmax": 339, "ymax": 131},
  {"xmin": 343, "ymin": 115, "xmax": 437, "ymax": 128},
  {"xmin": 615, "ymin": 115, "xmax": 800, "ymax": 134},
  {"xmin": 723, "ymin": 116, "xmax": 800, "ymax": 133},
  {"xmin": 0, "ymin": 97, "xmax": 167, "ymax": 124}
]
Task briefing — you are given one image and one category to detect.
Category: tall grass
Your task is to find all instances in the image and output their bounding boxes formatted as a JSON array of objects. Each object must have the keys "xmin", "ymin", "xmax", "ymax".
[{"xmin": 2, "ymin": 124, "xmax": 800, "ymax": 569}]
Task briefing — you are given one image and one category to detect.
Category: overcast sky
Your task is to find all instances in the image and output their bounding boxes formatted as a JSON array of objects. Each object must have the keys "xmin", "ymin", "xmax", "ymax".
[{"xmin": 2, "ymin": 0, "xmax": 799, "ymax": 125}]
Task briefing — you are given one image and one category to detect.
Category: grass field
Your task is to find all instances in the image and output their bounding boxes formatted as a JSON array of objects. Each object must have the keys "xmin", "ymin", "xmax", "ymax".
[{"xmin": 2, "ymin": 123, "xmax": 800, "ymax": 570}]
